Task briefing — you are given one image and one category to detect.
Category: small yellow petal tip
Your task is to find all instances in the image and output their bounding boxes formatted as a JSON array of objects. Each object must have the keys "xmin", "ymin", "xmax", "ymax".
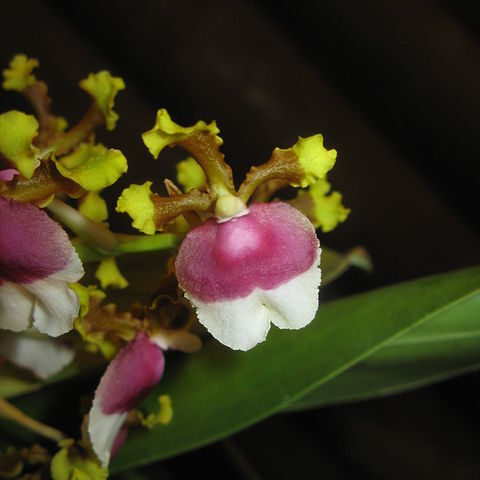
[
  {"xmin": 116, "ymin": 181, "xmax": 157, "ymax": 235},
  {"xmin": 54, "ymin": 143, "xmax": 128, "ymax": 191},
  {"xmin": 78, "ymin": 191, "xmax": 109, "ymax": 223},
  {"xmin": 2, "ymin": 54, "xmax": 39, "ymax": 91},
  {"xmin": 0, "ymin": 110, "xmax": 39, "ymax": 179},
  {"xmin": 304, "ymin": 179, "xmax": 350, "ymax": 232},
  {"xmin": 139, "ymin": 394, "xmax": 173, "ymax": 429},
  {"xmin": 142, "ymin": 108, "xmax": 221, "ymax": 159},
  {"xmin": 79, "ymin": 71, "xmax": 125, "ymax": 130},
  {"xmin": 95, "ymin": 257, "xmax": 129, "ymax": 290},
  {"xmin": 176, "ymin": 157, "xmax": 207, "ymax": 192},
  {"xmin": 292, "ymin": 134, "xmax": 337, "ymax": 188}
]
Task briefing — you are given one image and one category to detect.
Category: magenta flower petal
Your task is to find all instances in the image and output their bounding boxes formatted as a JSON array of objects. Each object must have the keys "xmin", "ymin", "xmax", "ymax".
[
  {"xmin": 176, "ymin": 202, "xmax": 321, "ymax": 350},
  {"xmin": 0, "ymin": 169, "xmax": 19, "ymax": 181},
  {"xmin": 88, "ymin": 332, "xmax": 165, "ymax": 466},
  {"xmin": 0, "ymin": 197, "xmax": 80, "ymax": 284},
  {"xmin": 176, "ymin": 202, "xmax": 318, "ymax": 302},
  {"xmin": 0, "ymin": 197, "xmax": 84, "ymax": 335},
  {"xmin": 110, "ymin": 428, "xmax": 129, "ymax": 460}
]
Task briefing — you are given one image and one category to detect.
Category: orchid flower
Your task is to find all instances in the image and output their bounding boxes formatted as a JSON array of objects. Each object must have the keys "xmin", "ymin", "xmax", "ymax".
[
  {"xmin": 0, "ymin": 56, "xmax": 129, "ymax": 336},
  {"xmin": 88, "ymin": 332, "xmax": 164, "ymax": 467},
  {"xmin": 88, "ymin": 328, "xmax": 197, "ymax": 466},
  {"xmin": 0, "ymin": 195, "xmax": 84, "ymax": 336},
  {"xmin": 117, "ymin": 110, "xmax": 349, "ymax": 351}
]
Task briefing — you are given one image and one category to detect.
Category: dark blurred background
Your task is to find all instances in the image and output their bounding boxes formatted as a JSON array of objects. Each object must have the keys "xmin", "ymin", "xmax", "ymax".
[{"xmin": 0, "ymin": 0, "xmax": 479, "ymax": 478}]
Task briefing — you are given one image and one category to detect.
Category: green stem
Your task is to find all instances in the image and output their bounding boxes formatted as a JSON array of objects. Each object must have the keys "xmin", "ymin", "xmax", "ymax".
[
  {"xmin": 47, "ymin": 198, "xmax": 117, "ymax": 254},
  {"xmin": 74, "ymin": 232, "xmax": 183, "ymax": 262},
  {"xmin": 0, "ymin": 397, "xmax": 65, "ymax": 443}
]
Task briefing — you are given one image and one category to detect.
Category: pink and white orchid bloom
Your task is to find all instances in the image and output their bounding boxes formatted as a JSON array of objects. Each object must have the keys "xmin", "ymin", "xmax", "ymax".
[
  {"xmin": 119, "ymin": 110, "xmax": 339, "ymax": 352},
  {"xmin": 88, "ymin": 328, "xmax": 198, "ymax": 466},
  {"xmin": 88, "ymin": 332, "xmax": 165, "ymax": 467},
  {"xmin": 176, "ymin": 202, "xmax": 321, "ymax": 351},
  {"xmin": 0, "ymin": 196, "xmax": 84, "ymax": 337}
]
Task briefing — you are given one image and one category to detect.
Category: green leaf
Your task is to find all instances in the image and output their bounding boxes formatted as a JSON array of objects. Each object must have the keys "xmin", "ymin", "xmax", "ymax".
[
  {"xmin": 108, "ymin": 266, "xmax": 480, "ymax": 472},
  {"xmin": 321, "ymin": 246, "xmax": 373, "ymax": 285},
  {"xmin": 287, "ymin": 289, "xmax": 480, "ymax": 410}
]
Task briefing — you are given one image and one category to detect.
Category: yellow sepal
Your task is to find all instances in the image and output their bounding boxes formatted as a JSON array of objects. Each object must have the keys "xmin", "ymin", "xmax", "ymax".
[
  {"xmin": 79, "ymin": 71, "xmax": 125, "ymax": 130},
  {"xmin": 291, "ymin": 134, "xmax": 337, "ymax": 188},
  {"xmin": 54, "ymin": 143, "xmax": 127, "ymax": 191},
  {"xmin": 137, "ymin": 395, "xmax": 173, "ymax": 429},
  {"xmin": 0, "ymin": 110, "xmax": 39, "ymax": 179},
  {"xmin": 176, "ymin": 156, "xmax": 207, "ymax": 192},
  {"xmin": 142, "ymin": 108, "xmax": 221, "ymax": 159},
  {"xmin": 51, "ymin": 443, "xmax": 108, "ymax": 480},
  {"xmin": 78, "ymin": 191, "xmax": 108, "ymax": 223},
  {"xmin": 95, "ymin": 257, "xmax": 129, "ymax": 289},
  {"xmin": 116, "ymin": 181, "xmax": 157, "ymax": 234},
  {"xmin": 302, "ymin": 178, "xmax": 350, "ymax": 232},
  {"xmin": 2, "ymin": 54, "xmax": 39, "ymax": 91}
]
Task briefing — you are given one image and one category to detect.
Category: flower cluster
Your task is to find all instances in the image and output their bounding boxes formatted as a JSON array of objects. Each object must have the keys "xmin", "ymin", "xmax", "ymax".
[{"xmin": 0, "ymin": 54, "xmax": 351, "ymax": 475}]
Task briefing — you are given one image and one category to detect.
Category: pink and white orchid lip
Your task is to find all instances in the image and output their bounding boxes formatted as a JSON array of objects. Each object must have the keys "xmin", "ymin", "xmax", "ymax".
[
  {"xmin": 0, "ymin": 197, "xmax": 84, "ymax": 336},
  {"xmin": 88, "ymin": 332, "xmax": 165, "ymax": 467},
  {"xmin": 175, "ymin": 202, "xmax": 321, "ymax": 351}
]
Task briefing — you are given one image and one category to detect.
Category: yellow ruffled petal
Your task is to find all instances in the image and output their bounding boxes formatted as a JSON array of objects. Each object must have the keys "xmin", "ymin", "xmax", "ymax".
[
  {"xmin": 142, "ymin": 108, "xmax": 222, "ymax": 159},
  {"xmin": 0, "ymin": 110, "xmax": 39, "ymax": 179},
  {"xmin": 138, "ymin": 394, "xmax": 173, "ymax": 429},
  {"xmin": 291, "ymin": 134, "xmax": 337, "ymax": 188},
  {"xmin": 2, "ymin": 54, "xmax": 39, "ymax": 91},
  {"xmin": 237, "ymin": 133, "xmax": 338, "ymax": 203},
  {"xmin": 79, "ymin": 71, "xmax": 125, "ymax": 130},
  {"xmin": 301, "ymin": 179, "xmax": 350, "ymax": 232},
  {"xmin": 95, "ymin": 257, "xmax": 129, "ymax": 289},
  {"xmin": 116, "ymin": 182, "xmax": 156, "ymax": 235},
  {"xmin": 78, "ymin": 191, "xmax": 108, "ymax": 223},
  {"xmin": 176, "ymin": 157, "xmax": 207, "ymax": 192},
  {"xmin": 51, "ymin": 443, "xmax": 108, "ymax": 480},
  {"xmin": 54, "ymin": 143, "xmax": 128, "ymax": 191}
]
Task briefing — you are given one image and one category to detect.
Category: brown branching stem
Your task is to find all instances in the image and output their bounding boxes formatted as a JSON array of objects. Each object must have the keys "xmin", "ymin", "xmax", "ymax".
[
  {"xmin": 54, "ymin": 102, "xmax": 104, "ymax": 155},
  {"xmin": 179, "ymin": 132, "xmax": 235, "ymax": 198}
]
